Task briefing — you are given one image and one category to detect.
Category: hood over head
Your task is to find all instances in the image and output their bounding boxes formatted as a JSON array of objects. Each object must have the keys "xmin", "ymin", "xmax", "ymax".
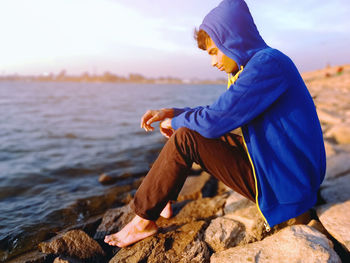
[{"xmin": 199, "ymin": 0, "xmax": 268, "ymax": 68}]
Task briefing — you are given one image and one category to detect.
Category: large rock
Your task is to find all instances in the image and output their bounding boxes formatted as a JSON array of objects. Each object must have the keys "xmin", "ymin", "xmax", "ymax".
[
  {"xmin": 325, "ymin": 123, "xmax": 350, "ymax": 144},
  {"xmin": 317, "ymin": 200, "xmax": 350, "ymax": 252},
  {"xmin": 324, "ymin": 141, "xmax": 336, "ymax": 158},
  {"xmin": 320, "ymin": 173, "xmax": 350, "ymax": 203},
  {"xmin": 223, "ymin": 191, "xmax": 266, "ymax": 243},
  {"xmin": 317, "ymin": 108, "xmax": 343, "ymax": 125},
  {"xmin": 94, "ymin": 203, "xmax": 134, "ymax": 239},
  {"xmin": 177, "ymin": 172, "xmax": 211, "ymax": 201},
  {"xmin": 210, "ymin": 225, "xmax": 341, "ymax": 263},
  {"xmin": 157, "ymin": 195, "xmax": 227, "ymax": 227},
  {"xmin": 7, "ymin": 250, "xmax": 53, "ymax": 263},
  {"xmin": 204, "ymin": 217, "xmax": 244, "ymax": 252},
  {"xmin": 325, "ymin": 153, "xmax": 350, "ymax": 180},
  {"xmin": 38, "ymin": 230, "xmax": 105, "ymax": 260},
  {"xmin": 110, "ymin": 221, "xmax": 209, "ymax": 263}
]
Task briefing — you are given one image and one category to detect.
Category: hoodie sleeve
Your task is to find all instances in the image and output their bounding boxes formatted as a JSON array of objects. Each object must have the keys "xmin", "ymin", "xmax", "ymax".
[{"xmin": 171, "ymin": 51, "xmax": 289, "ymax": 138}]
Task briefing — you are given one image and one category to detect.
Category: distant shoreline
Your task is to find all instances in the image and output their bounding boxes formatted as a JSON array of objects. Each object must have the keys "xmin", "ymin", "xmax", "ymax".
[{"xmin": 0, "ymin": 72, "xmax": 226, "ymax": 85}]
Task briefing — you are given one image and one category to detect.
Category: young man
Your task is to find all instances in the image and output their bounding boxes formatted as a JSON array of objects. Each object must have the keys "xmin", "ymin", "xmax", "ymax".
[{"xmin": 105, "ymin": 0, "xmax": 326, "ymax": 247}]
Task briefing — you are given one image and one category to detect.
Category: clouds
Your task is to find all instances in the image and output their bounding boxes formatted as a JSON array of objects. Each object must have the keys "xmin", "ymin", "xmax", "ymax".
[{"xmin": 0, "ymin": 0, "xmax": 348, "ymax": 76}]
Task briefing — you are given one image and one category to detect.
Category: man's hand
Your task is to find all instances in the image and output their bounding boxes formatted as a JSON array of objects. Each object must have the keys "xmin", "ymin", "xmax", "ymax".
[
  {"xmin": 160, "ymin": 118, "xmax": 174, "ymax": 138},
  {"xmin": 140, "ymin": 108, "xmax": 174, "ymax": 132}
]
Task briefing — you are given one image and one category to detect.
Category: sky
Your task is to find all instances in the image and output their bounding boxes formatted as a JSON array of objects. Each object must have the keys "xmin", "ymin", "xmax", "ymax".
[{"xmin": 0, "ymin": 0, "xmax": 349, "ymax": 79}]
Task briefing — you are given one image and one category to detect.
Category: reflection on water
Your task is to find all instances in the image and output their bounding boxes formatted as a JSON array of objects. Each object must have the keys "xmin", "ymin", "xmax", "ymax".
[{"xmin": 0, "ymin": 81, "xmax": 223, "ymax": 261}]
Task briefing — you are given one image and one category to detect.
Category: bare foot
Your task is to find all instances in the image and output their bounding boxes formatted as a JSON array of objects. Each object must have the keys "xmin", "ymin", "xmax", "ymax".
[
  {"xmin": 160, "ymin": 201, "xmax": 173, "ymax": 219},
  {"xmin": 104, "ymin": 215, "xmax": 158, "ymax": 247}
]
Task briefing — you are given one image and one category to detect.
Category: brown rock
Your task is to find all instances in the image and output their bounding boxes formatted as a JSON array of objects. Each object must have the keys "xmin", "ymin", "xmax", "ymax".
[
  {"xmin": 217, "ymin": 180, "xmax": 233, "ymax": 195},
  {"xmin": 325, "ymin": 123, "xmax": 350, "ymax": 144},
  {"xmin": 211, "ymin": 225, "xmax": 341, "ymax": 263},
  {"xmin": 157, "ymin": 195, "xmax": 227, "ymax": 227},
  {"xmin": 7, "ymin": 250, "xmax": 52, "ymax": 263},
  {"xmin": 177, "ymin": 172, "xmax": 211, "ymax": 201},
  {"xmin": 307, "ymin": 219, "xmax": 330, "ymax": 238},
  {"xmin": 179, "ymin": 240, "xmax": 210, "ymax": 263},
  {"xmin": 191, "ymin": 162, "xmax": 202, "ymax": 171},
  {"xmin": 317, "ymin": 200, "xmax": 350, "ymax": 252},
  {"xmin": 110, "ymin": 221, "xmax": 209, "ymax": 263},
  {"xmin": 38, "ymin": 230, "xmax": 105, "ymax": 260},
  {"xmin": 317, "ymin": 108, "xmax": 343, "ymax": 125},
  {"xmin": 53, "ymin": 257, "xmax": 70, "ymax": 263},
  {"xmin": 94, "ymin": 203, "xmax": 134, "ymax": 239},
  {"xmin": 98, "ymin": 173, "xmax": 116, "ymax": 185},
  {"xmin": 324, "ymin": 141, "xmax": 336, "ymax": 157},
  {"xmin": 204, "ymin": 217, "xmax": 244, "ymax": 252}
]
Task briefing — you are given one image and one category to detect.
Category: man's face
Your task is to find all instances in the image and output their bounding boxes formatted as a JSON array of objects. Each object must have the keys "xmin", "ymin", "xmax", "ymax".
[{"xmin": 206, "ymin": 38, "xmax": 238, "ymax": 74}]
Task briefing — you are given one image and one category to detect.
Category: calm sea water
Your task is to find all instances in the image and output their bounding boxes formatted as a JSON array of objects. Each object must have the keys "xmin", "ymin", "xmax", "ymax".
[{"xmin": 0, "ymin": 81, "xmax": 224, "ymax": 261}]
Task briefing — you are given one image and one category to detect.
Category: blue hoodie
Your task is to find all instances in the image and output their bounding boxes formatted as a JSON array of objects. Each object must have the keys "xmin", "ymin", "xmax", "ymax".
[{"xmin": 171, "ymin": 0, "xmax": 326, "ymax": 228}]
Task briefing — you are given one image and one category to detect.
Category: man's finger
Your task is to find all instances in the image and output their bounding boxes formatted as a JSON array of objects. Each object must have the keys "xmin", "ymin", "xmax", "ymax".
[
  {"xmin": 140, "ymin": 110, "xmax": 153, "ymax": 128},
  {"xmin": 146, "ymin": 114, "xmax": 160, "ymax": 126}
]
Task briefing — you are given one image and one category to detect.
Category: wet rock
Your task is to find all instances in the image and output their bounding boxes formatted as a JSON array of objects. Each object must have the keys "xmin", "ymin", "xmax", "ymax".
[
  {"xmin": 38, "ymin": 230, "xmax": 105, "ymax": 260},
  {"xmin": 325, "ymin": 123, "xmax": 350, "ymax": 144},
  {"xmin": 325, "ymin": 153, "xmax": 350, "ymax": 180},
  {"xmin": 223, "ymin": 191, "xmax": 266, "ymax": 243},
  {"xmin": 94, "ymin": 203, "xmax": 134, "ymax": 239},
  {"xmin": 98, "ymin": 173, "xmax": 117, "ymax": 185},
  {"xmin": 320, "ymin": 173, "xmax": 350, "ymax": 203},
  {"xmin": 317, "ymin": 200, "xmax": 350, "ymax": 252},
  {"xmin": 53, "ymin": 257, "xmax": 70, "ymax": 263},
  {"xmin": 204, "ymin": 217, "xmax": 244, "ymax": 252},
  {"xmin": 7, "ymin": 250, "xmax": 54, "ymax": 263},
  {"xmin": 110, "ymin": 221, "xmax": 209, "ymax": 263},
  {"xmin": 178, "ymin": 172, "xmax": 211, "ymax": 201},
  {"xmin": 211, "ymin": 225, "xmax": 341, "ymax": 263}
]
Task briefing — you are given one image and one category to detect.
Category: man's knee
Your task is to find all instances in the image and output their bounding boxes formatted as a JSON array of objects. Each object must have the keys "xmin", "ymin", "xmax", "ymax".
[
  {"xmin": 174, "ymin": 127, "xmax": 193, "ymax": 136},
  {"xmin": 173, "ymin": 127, "xmax": 197, "ymax": 143}
]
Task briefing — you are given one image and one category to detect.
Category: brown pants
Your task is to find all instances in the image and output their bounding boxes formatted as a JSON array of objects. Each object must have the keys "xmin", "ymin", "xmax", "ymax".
[{"xmin": 132, "ymin": 127, "xmax": 256, "ymax": 220}]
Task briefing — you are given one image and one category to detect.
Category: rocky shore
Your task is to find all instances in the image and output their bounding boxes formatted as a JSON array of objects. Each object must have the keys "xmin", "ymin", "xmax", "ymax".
[{"xmin": 9, "ymin": 65, "xmax": 350, "ymax": 263}]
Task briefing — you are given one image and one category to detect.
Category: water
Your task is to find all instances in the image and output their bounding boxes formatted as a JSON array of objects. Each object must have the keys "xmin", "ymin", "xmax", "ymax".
[{"xmin": 0, "ymin": 81, "xmax": 224, "ymax": 261}]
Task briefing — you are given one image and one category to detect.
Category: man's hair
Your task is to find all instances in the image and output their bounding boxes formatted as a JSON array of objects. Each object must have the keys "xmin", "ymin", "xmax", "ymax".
[{"xmin": 194, "ymin": 28, "xmax": 211, "ymax": 50}]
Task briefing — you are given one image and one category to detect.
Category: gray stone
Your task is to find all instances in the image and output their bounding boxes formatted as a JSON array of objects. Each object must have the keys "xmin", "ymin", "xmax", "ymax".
[
  {"xmin": 320, "ymin": 173, "xmax": 350, "ymax": 203},
  {"xmin": 38, "ymin": 230, "xmax": 105, "ymax": 260},
  {"xmin": 223, "ymin": 191, "xmax": 266, "ymax": 243},
  {"xmin": 325, "ymin": 153, "xmax": 350, "ymax": 180},
  {"xmin": 317, "ymin": 200, "xmax": 350, "ymax": 252},
  {"xmin": 211, "ymin": 225, "xmax": 341, "ymax": 263},
  {"xmin": 204, "ymin": 217, "xmax": 244, "ymax": 252}
]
